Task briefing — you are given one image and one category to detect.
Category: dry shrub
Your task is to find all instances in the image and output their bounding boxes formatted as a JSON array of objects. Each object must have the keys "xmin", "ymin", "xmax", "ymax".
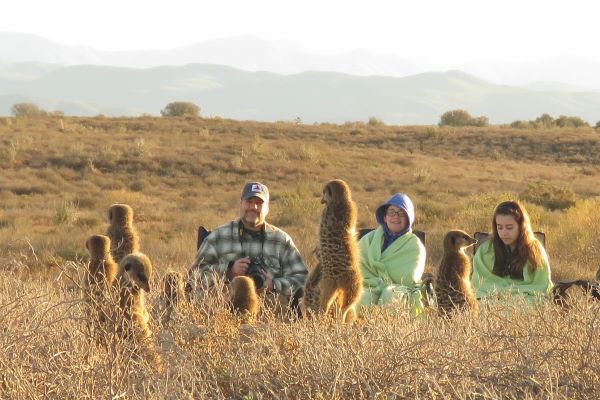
[
  {"xmin": 1, "ymin": 266, "xmax": 599, "ymax": 399},
  {"xmin": 523, "ymin": 182, "xmax": 577, "ymax": 211}
]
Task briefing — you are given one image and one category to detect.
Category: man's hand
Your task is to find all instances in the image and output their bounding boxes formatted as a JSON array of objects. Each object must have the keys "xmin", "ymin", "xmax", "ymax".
[{"xmin": 229, "ymin": 257, "xmax": 251, "ymax": 279}]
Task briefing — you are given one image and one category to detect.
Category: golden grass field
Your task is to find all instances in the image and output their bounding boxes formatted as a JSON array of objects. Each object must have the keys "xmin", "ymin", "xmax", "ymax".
[{"xmin": 1, "ymin": 116, "xmax": 600, "ymax": 398}]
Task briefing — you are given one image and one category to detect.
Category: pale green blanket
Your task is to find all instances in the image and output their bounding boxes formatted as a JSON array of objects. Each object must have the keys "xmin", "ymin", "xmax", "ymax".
[
  {"xmin": 358, "ymin": 227, "xmax": 426, "ymax": 315},
  {"xmin": 471, "ymin": 240, "xmax": 553, "ymax": 302}
]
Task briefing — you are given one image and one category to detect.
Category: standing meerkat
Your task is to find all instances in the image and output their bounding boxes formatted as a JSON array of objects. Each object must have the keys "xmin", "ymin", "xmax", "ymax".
[
  {"xmin": 106, "ymin": 203, "xmax": 139, "ymax": 264},
  {"xmin": 84, "ymin": 234, "xmax": 118, "ymax": 292},
  {"xmin": 161, "ymin": 271, "xmax": 185, "ymax": 325},
  {"xmin": 318, "ymin": 179, "xmax": 362, "ymax": 323},
  {"xmin": 162, "ymin": 271, "xmax": 185, "ymax": 309},
  {"xmin": 117, "ymin": 252, "xmax": 162, "ymax": 371},
  {"xmin": 435, "ymin": 230, "xmax": 479, "ymax": 317},
  {"xmin": 83, "ymin": 234, "xmax": 118, "ymax": 339},
  {"xmin": 300, "ymin": 261, "xmax": 322, "ymax": 317},
  {"xmin": 230, "ymin": 276, "xmax": 260, "ymax": 323},
  {"xmin": 301, "ymin": 261, "xmax": 356, "ymax": 321},
  {"xmin": 117, "ymin": 252, "xmax": 153, "ymax": 340}
]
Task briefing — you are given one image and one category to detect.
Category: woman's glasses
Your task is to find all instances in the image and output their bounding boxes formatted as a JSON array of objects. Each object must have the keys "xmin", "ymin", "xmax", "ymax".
[{"xmin": 386, "ymin": 210, "xmax": 406, "ymax": 218}]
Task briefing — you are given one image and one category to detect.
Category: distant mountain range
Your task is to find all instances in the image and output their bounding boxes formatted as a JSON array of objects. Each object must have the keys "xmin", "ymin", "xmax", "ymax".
[
  {"xmin": 0, "ymin": 32, "xmax": 418, "ymax": 78},
  {"xmin": 4, "ymin": 31, "xmax": 600, "ymax": 89},
  {"xmin": 2, "ymin": 61, "xmax": 600, "ymax": 124},
  {"xmin": 1, "ymin": 32, "xmax": 600, "ymax": 124}
]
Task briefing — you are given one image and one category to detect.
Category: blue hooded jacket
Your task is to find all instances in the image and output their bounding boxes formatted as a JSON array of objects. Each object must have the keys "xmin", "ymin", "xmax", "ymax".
[{"xmin": 375, "ymin": 193, "xmax": 415, "ymax": 252}]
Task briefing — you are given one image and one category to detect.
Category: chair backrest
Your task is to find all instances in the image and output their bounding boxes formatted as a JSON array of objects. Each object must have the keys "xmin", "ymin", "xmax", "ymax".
[
  {"xmin": 197, "ymin": 226, "xmax": 211, "ymax": 250},
  {"xmin": 357, "ymin": 228, "xmax": 426, "ymax": 245},
  {"xmin": 473, "ymin": 231, "xmax": 546, "ymax": 254}
]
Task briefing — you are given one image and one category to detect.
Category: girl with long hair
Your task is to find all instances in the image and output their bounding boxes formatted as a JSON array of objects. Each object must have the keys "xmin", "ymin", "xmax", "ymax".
[{"xmin": 471, "ymin": 200, "xmax": 553, "ymax": 301}]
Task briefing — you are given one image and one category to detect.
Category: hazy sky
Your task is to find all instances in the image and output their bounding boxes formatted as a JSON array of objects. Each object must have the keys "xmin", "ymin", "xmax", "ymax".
[{"xmin": 3, "ymin": 0, "xmax": 600, "ymax": 66}]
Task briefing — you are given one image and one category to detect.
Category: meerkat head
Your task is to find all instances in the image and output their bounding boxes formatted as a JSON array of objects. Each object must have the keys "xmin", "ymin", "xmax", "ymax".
[
  {"xmin": 230, "ymin": 276, "xmax": 258, "ymax": 315},
  {"xmin": 107, "ymin": 204, "xmax": 134, "ymax": 226},
  {"xmin": 86, "ymin": 235, "xmax": 111, "ymax": 258},
  {"xmin": 443, "ymin": 230, "xmax": 477, "ymax": 253},
  {"xmin": 231, "ymin": 275, "xmax": 257, "ymax": 295},
  {"xmin": 120, "ymin": 253, "xmax": 153, "ymax": 292},
  {"xmin": 321, "ymin": 179, "xmax": 351, "ymax": 205}
]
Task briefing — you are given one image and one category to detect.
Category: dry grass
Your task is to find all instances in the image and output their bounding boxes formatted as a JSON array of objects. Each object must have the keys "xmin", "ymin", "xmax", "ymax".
[
  {"xmin": 1, "ymin": 265, "xmax": 599, "ymax": 399},
  {"xmin": 1, "ymin": 116, "xmax": 600, "ymax": 398}
]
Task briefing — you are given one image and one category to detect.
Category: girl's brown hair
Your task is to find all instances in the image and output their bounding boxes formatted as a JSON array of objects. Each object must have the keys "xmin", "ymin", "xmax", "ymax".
[{"xmin": 491, "ymin": 200, "xmax": 545, "ymax": 277}]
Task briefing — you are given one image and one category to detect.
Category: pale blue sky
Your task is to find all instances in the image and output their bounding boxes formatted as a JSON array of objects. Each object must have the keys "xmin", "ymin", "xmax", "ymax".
[{"xmin": 2, "ymin": 0, "xmax": 599, "ymax": 66}]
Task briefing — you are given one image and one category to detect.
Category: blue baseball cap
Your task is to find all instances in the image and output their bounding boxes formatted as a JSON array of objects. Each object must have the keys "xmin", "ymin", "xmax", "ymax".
[{"xmin": 241, "ymin": 182, "xmax": 269, "ymax": 202}]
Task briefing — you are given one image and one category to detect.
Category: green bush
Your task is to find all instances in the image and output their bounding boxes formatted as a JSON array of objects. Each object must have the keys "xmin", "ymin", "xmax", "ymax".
[
  {"xmin": 510, "ymin": 120, "xmax": 534, "ymax": 129},
  {"xmin": 439, "ymin": 109, "xmax": 488, "ymax": 127},
  {"xmin": 11, "ymin": 102, "xmax": 46, "ymax": 118},
  {"xmin": 367, "ymin": 116, "xmax": 385, "ymax": 127},
  {"xmin": 470, "ymin": 116, "xmax": 489, "ymax": 127},
  {"xmin": 513, "ymin": 113, "xmax": 589, "ymax": 130},
  {"xmin": 535, "ymin": 113, "xmax": 555, "ymax": 129},
  {"xmin": 522, "ymin": 182, "xmax": 577, "ymax": 210},
  {"xmin": 160, "ymin": 101, "xmax": 200, "ymax": 117},
  {"xmin": 555, "ymin": 115, "xmax": 589, "ymax": 128}
]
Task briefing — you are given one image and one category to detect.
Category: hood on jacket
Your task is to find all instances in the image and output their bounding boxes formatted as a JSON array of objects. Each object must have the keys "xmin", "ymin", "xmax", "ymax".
[{"xmin": 375, "ymin": 193, "xmax": 415, "ymax": 234}]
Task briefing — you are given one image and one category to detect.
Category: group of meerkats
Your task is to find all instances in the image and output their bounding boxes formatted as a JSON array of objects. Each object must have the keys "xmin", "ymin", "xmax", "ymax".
[
  {"xmin": 82, "ymin": 182, "xmax": 483, "ymax": 365},
  {"xmin": 83, "ymin": 204, "xmax": 162, "ymax": 371}
]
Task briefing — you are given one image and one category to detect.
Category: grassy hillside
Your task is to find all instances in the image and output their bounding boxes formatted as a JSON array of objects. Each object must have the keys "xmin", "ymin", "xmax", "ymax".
[
  {"xmin": 1, "ymin": 116, "xmax": 599, "ymax": 398},
  {"xmin": 3, "ymin": 63, "xmax": 600, "ymax": 124},
  {"xmin": 2, "ymin": 116, "xmax": 599, "ymax": 278}
]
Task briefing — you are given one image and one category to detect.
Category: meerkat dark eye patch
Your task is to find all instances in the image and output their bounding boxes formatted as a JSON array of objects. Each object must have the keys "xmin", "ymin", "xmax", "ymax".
[
  {"xmin": 138, "ymin": 274, "xmax": 148, "ymax": 284},
  {"xmin": 124, "ymin": 263, "xmax": 131, "ymax": 271}
]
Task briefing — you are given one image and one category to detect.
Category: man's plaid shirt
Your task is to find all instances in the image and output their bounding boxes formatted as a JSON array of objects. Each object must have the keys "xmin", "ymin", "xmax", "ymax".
[{"xmin": 189, "ymin": 220, "xmax": 307, "ymax": 295}]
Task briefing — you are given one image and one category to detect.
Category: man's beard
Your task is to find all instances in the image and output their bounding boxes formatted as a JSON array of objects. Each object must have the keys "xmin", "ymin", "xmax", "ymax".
[{"xmin": 243, "ymin": 212, "xmax": 263, "ymax": 227}]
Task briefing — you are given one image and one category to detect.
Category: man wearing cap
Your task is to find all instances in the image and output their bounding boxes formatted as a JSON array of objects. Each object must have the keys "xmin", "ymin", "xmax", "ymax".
[{"xmin": 188, "ymin": 182, "xmax": 308, "ymax": 300}]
